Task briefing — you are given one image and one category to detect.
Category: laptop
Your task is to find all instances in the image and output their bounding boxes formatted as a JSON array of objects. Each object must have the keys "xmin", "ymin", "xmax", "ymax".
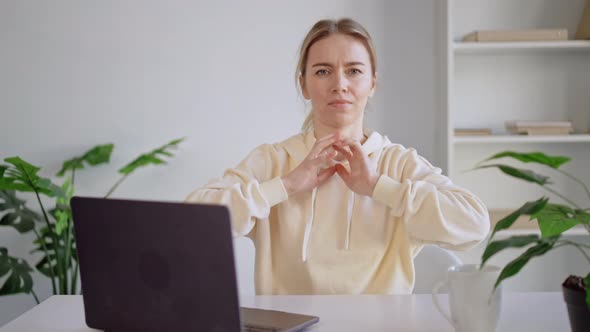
[{"xmin": 71, "ymin": 196, "xmax": 319, "ymax": 332}]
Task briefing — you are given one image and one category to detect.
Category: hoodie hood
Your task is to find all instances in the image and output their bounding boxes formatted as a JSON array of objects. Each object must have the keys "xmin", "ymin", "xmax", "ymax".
[{"xmin": 282, "ymin": 130, "xmax": 392, "ymax": 262}]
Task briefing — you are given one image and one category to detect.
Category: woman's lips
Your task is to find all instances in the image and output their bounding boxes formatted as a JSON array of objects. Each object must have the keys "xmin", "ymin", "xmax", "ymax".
[{"xmin": 329, "ymin": 100, "xmax": 352, "ymax": 108}]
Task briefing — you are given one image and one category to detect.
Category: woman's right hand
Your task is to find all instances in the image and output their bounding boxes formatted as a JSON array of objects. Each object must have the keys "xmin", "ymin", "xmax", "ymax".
[{"xmin": 281, "ymin": 133, "xmax": 341, "ymax": 196}]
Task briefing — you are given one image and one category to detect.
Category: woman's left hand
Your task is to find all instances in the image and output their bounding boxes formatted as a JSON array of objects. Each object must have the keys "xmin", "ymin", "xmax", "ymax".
[{"xmin": 332, "ymin": 140, "xmax": 379, "ymax": 197}]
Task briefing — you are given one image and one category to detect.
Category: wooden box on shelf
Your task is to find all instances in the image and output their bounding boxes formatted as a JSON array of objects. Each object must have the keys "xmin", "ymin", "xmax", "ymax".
[
  {"xmin": 463, "ymin": 29, "xmax": 568, "ymax": 42},
  {"xmin": 505, "ymin": 120, "xmax": 574, "ymax": 136},
  {"xmin": 454, "ymin": 128, "xmax": 492, "ymax": 136}
]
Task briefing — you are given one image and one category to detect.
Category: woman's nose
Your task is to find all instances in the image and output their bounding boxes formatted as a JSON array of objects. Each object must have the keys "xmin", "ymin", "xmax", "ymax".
[{"xmin": 331, "ymin": 72, "xmax": 348, "ymax": 93}]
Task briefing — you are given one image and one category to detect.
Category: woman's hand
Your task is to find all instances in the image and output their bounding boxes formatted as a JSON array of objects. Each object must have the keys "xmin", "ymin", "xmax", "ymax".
[
  {"xmin": 333, "ymin": 140, "xmax": 379, "ymax": 197},
  {"xmin": 280, "ymin": 133, "xmax": 341, "ymax": 196}
]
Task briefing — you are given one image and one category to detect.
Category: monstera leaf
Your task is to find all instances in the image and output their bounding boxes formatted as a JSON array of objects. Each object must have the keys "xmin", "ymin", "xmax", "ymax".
[
  {"xmin": 31, "ymin": 226, "xmax": 76, "ymax": 278},
  {"xmin": 0, "ymin": 248, "xmax": 34, "ymax": 295},
  {"xmin": 0, "ymin": 190, "xmax": 41, "ymax": 233},
  {"xmin": 48, "ymin": 177, "xmax": 75, "ymax": 236},
  {"xmin": 0, "ymin": 157, "xmax": 64, "ymax": 198},
  {"xmin": 57, "ymin": 144, "xmax": 114, "ymax": 177},
  {"xmin": 118, "ymin": 138, "xmax": 185, "ymax": 175}
]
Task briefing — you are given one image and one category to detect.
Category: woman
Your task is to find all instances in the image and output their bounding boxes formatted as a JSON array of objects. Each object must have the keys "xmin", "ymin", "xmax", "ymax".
[{"xmin": 186, "ymin": 18, "xmax": 489, "ymax": 295}]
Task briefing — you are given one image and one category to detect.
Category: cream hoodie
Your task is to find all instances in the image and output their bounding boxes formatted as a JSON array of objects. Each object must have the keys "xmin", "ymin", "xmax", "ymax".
[{"xmin": 185, "ymin": 130, "xmax": 490, "ymax": 295}]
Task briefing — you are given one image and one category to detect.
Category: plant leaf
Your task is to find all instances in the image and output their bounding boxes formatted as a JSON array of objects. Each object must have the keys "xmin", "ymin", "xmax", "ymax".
[
  {"xmin": 482, "ymin": 151, "xmax": 571, "ymax": 169},
  {"xmin": 56, "ymin": 177, "xmax": 74, "ymax": 207},
  {"xmin": 0, "ymin": 247, "xmax": 34, "ymax": 295},
  {"xmin": 54, "ymin": 209, "xmax": 70, "ymax": 236},
  {"xmin": 493, "ymin": 237, "xmax": 558, "ymax": 290},
  {"xmin": 534, "ymin": 204, "xmax": 590, "ymax": 238},
  {"xmin": 1, "ymin": 157, "xmax": 64, "ymax": 198},
  {"xmin": 481, "ymin": 235, "xmax": 540, "ymax": 267},
  {"xmin": 0, "ymin": 213, "xmax": 34, "ymax": 233},
  {"xmin": 57, "ymin": 144, "xmax": 114, "ymax": 177},
  {"xmin": 37, "ymin": 178, "xmax": 65, "ymax": 198},
  {"xmin": 4, "ymin": 157, "xmax": 40, "ymax": 179},
  {"xmin": 31, "ymin": 226, "xmax": 75, "ymax": 278},
  {"xmin": 55, "ymin": 158, "xmax": 83, "ymax": 178},
  {"xmin": 489, "ymin": 197, "xmax": 549, "ymax": 239},
  {"xmin": 0, "ymin": 178, "xmax": 32, "ymax": 192},
  {"xmin": 82, "ymin": 144, "xmax": 114, "ymax": 165},
  {"xmin": 118, "ymin": 138, "xmax": 185, "ymax": 175},
  {"xmin": 0, "ymin": 190, "xmax": 42, "ymax": 233},
  {"xmin": 475, "ymin": 164, "xmax": 550, "ymax": 185}
]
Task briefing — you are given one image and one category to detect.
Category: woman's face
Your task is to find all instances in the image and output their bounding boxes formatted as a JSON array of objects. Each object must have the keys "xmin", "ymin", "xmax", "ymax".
[{"xmin": 301, "ymin": 33, "xmax": 376, "ymax": 130}]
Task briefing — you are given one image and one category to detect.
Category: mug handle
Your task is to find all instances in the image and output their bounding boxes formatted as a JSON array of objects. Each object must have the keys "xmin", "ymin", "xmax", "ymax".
[{"xmin": 432, "ymin": 280, "xmax": 455, "ymax": 327}]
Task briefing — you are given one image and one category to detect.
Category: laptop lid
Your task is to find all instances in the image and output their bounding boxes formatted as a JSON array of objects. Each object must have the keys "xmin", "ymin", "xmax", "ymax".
[{"xmin": 71, "ymin": 196, "xmax": 242, "ymax": 332}]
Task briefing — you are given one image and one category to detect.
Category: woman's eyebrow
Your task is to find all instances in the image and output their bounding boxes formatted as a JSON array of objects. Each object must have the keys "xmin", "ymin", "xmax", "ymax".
[{"xmin": 311, "ymin": 62, "xmax": 366, "ymax": 68}]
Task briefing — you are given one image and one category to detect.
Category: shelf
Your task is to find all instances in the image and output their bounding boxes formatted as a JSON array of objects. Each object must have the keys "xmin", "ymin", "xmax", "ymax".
[
  {"xmin": 453, "ymin": 134, "xmax": 590, "ymax": 144},
  {"xmin": 454, "ymin": 40, "xmax": 590, "ymax": 55}
]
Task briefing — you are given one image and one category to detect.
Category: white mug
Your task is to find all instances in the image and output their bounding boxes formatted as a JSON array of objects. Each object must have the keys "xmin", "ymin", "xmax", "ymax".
[{"xmin": 432, "ymin": 264, "xmax": 502, "ymax": 332}]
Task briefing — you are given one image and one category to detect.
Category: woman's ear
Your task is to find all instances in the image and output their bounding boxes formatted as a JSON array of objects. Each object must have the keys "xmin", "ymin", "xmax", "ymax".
[
  {"xmin": 369, "ymin": 72, "xmax": 377, "ymax": 97},
  {"xmin": 299, "ymin": 74, "xmax": 310, "ymax": 100}
]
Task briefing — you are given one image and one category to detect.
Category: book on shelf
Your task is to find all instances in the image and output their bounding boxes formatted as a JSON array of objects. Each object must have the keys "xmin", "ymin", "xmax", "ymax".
[
  {"xmin": 454, "ymin": 128, "xmax": 492, "ymax": 136},
  {"xmin": 505, "ymin": 120, "xmax": 574, "ymax": 135},
  {"xmin": 463, "ymin": 29, "xmax": 568, "ymax": 42}
]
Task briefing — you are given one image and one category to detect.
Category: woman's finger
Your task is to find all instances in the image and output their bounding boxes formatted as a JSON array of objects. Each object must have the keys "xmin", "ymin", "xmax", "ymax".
[
  {"xmin": 310, "ymin": 136, "xmax": 340, "ymax": 159},
  {"xmin": 343, "ymin": 139, "xmax": 363, "ymax": 153},
  {"xmin": 316, "ymin": 147, "xmax": 337, "ymax": 163},
  {"xmin": 343, "ymin": 140, "xmax": 368, "ymax": 164},
  {"xmin": 317, "ymin": 166, "xmax": 336, "ymax": 184},
  {"xmin": 353, "ymin": 142, "xmax": 364, "ymax": 155},
  {"xmin": 309, "ymin": 138, "xmax": 336, "ymax": 160},
  {"xmin": 335, "ymin": 164, "xmax": 351, "ymax": 184},
  {"xmin": 332, "ymin": 144, "xmax": 353, "ymax": 160}
]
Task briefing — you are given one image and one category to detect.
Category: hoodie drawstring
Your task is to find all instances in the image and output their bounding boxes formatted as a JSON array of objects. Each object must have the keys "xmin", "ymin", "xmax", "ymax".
[
  {"xmin": 302, "ymin": 188, "xmax": 356, "ymax": 262},
  {"xmin": 345, "ymin": 191, "xmax": 355, "ymax": 250},
  {"xmin": 301, "ymin": 187, "xmax": 317, "ymax": 262}
]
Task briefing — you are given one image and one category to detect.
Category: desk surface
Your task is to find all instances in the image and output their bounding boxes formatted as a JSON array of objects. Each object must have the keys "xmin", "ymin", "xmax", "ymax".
[{"xmin": 1, "ymin": 292, "xmax": 569, "ymax": 332}]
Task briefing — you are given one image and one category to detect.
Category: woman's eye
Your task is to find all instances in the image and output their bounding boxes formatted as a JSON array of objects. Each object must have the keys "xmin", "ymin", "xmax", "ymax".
[
  {"xmin": 349, "ymin": 68, "xmax": 362, "ymax": 75},
  {"xmin": 315, "ymin": 69, "xmax": 329, "ymax": 76}
]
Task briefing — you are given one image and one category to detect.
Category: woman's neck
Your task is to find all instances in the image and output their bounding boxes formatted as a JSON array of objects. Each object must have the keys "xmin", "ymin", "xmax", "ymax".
[{"xmin": 313, "ymin": 122, "xmax": 366, "ymax": 143}]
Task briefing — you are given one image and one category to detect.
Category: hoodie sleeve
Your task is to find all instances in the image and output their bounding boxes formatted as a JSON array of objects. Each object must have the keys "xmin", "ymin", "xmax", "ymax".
[
  {"xmin": 184, "ymin": 144, "xmax": 289, "ymax": 238},
  {"xmin": 371, "ymin": 147, "xmax": 490, "ymax": 251}
]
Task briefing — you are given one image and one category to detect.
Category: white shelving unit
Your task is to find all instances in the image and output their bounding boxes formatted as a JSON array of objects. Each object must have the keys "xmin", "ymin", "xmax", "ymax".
[
  {"xmin": 442, "ymin": 0, "xmax": 590, "ymax": 236},
  {"xmin": 454, "ymin": 40, "xmax": 590, "ymax": 54},
  {"xmin": 454, "ymin": 134, "xmax": 590, "ymax": 144}
]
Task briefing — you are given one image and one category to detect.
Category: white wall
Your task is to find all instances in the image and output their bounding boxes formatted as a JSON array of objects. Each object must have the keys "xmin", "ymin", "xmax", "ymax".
[{"xmin": 0, "ymin": 0, "xmax": 445, "ymax": 325}]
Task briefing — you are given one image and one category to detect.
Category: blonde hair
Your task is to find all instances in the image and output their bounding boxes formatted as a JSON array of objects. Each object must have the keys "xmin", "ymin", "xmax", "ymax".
[{"xmin": 296, "ymin": 18, "xmax": 378, "ymax": 132}]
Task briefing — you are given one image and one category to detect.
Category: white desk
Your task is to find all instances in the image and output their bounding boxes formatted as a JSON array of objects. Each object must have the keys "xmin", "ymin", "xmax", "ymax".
[{"xmin": 1, "ymin": 292, "xmax": 569, "ymax": 332}]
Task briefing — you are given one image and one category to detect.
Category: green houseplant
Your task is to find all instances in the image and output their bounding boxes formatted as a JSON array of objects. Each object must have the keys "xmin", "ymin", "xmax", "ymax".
[
  {"xmin": 0, "ymin": 138, "xmax": 184, "ymax": 303},
  {"xmin": 474, "ymin": 151, "xmax": 590, "ymax": 331}
]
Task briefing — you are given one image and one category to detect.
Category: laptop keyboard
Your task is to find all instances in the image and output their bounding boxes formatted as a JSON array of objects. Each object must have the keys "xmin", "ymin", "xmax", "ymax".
[{"xmin": 242, "ymin": 324, "xmax": 280, "ymax": 332}]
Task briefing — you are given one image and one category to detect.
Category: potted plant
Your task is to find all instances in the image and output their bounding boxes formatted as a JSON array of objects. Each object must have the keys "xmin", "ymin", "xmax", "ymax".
[
  {"xmin": 0, "ymin": 138, "xmax": 184, "ymax": 302},
  {"xmin": 474, "ymin": 151, "xmax": 590, "ymax": 331}
]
